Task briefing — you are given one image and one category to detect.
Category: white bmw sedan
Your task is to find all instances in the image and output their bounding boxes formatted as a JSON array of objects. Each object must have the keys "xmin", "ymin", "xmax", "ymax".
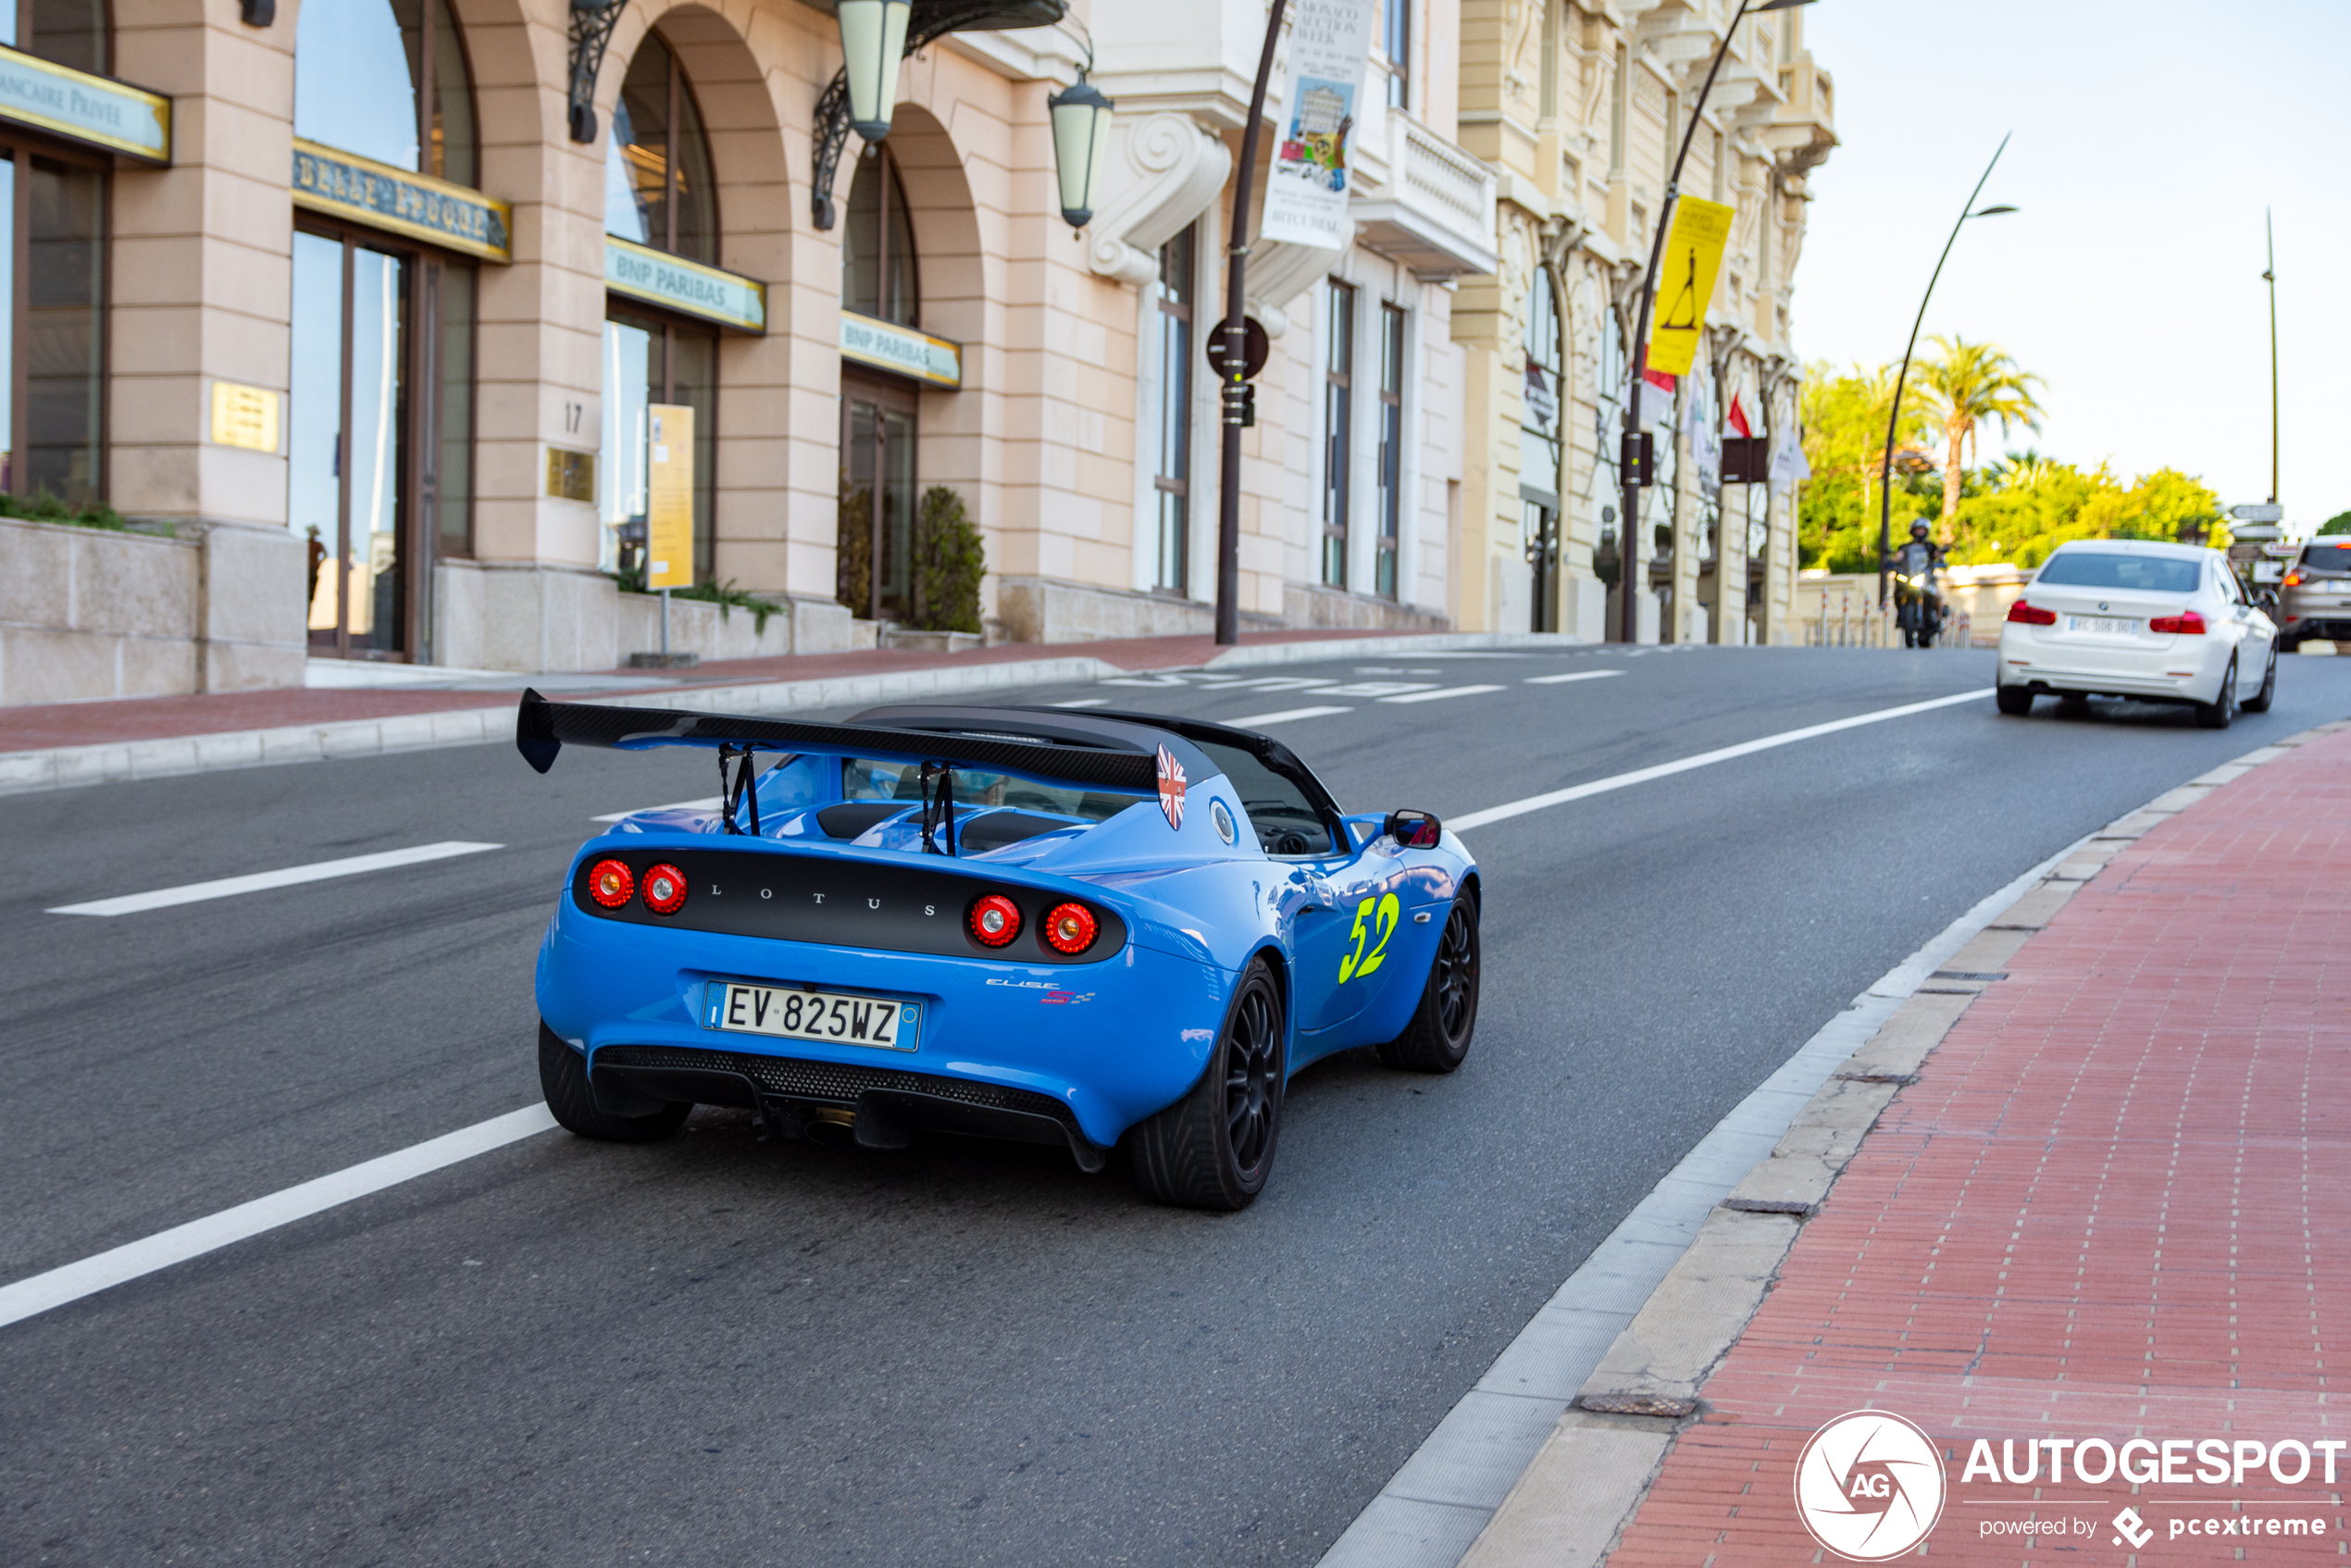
[{"xmin": 1996, "ymin": 540, "xmax": 2277, "ymax": 728}]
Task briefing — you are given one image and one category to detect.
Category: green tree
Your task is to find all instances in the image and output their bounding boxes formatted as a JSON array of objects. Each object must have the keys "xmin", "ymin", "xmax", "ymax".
[
  {"xmin": 2318, "ymin": 510, "xmax": 2351, "ymax": 537},
  {"xmin": 1797, "ymin": 360, "xmax": 1937, "ymax": 569},
  {"xmin": 1946, "ymin": 462, "xmax": 2225, "ymax": 567},
  {"xmin": 1915, "ymin": 336, "xmax": 2046, "ymax": 536}
]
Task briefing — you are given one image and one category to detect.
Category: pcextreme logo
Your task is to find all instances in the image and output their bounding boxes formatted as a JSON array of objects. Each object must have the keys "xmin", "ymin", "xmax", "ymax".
[{"xmin": 1793, "ymin": 1411, "xmax": 1948, "ymax": 1561}]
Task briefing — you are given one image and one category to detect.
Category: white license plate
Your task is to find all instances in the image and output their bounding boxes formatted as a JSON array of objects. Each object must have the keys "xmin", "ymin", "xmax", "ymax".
[
  {"xmin": 704, "ymin": 982, "xmax": 918, "ymax": 1052},
  {"xmin": 2068, "ymin": 615, "xmax": 2138, "ymax": 637}
]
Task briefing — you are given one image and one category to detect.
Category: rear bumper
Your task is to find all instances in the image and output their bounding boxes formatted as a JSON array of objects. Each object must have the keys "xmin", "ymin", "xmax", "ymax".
[
  {"xmin": 535, "ymin": 905, "xmax": 1235, "ymax": 1149},
  {"xmin": 1997, "ymin": 627, "xmax": 2229, "ymax": 704}
]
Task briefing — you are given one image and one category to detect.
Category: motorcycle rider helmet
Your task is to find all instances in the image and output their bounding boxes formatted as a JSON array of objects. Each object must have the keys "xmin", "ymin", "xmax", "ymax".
[{"xmin": 1909, "ymin": 518, "xmax": 1932, "ymax": 541}]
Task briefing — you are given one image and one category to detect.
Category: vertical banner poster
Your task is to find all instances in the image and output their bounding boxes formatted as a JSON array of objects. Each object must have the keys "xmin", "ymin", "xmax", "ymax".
[
  {"xmin": 1643, "ymin": 195, "xmax": 1735, "ymax": 377},
  {"xmin": 1259, "ymin": 0, "xmax": 1376, "ymax": 252},
  {"xmin": 646, "ymin": 404, "xmax": 695, "ymax": 590}
]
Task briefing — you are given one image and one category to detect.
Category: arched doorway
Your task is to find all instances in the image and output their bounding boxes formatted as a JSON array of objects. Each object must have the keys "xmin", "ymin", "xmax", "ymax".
[
  {"xmin": 601, "ymin": 29, "xmax": 720, "ymax": 587},
  {"xmin": 289, "ymin": 0, "xmax": 480, "ymax": 661}
]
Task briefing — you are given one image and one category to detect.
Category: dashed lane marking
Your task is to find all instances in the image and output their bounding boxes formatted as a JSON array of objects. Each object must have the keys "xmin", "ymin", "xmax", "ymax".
[
  {"xmin": 590, "ymin": 796, "xmax": 724, "ymax": 823},
  {"xmin": 46, "ymin": 841, "xmax": 506, "ymax": 916},
  {"xmin": 1048, "ymin": 698, "xmax": 1113, "ymax": 707},
  {"xmin": 1224, "ymin": 705, "xmax": 1356, "ymax": 728},
  {"xmin": 1378, "ymin": 685, "xmax": 1507, "ymax": 704},
  {"xmin": 1524, "ymin": 669, "xmax": 1626, "ymax": 685}
]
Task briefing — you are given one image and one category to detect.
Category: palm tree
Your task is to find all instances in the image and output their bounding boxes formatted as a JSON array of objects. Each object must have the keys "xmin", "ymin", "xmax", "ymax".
[{"xmin": 1916, "ymin": 336, "xmax": 2046, "ymax": 535}]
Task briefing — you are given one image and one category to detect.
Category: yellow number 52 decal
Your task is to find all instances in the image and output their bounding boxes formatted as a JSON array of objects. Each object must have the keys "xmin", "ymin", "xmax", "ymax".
[{"xmin": 1338, "ymin": 892, "xmax": 1401, "ymax": 984}]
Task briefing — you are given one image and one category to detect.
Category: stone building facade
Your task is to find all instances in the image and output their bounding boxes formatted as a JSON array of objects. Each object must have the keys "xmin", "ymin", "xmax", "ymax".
[
  {"xmin": 0, "ymin": 0, "xmax": 1502, "ymax": 699},
  {"xmin": 1450, "ymin": 0, "xmax": 1833, "ymax": 641}
]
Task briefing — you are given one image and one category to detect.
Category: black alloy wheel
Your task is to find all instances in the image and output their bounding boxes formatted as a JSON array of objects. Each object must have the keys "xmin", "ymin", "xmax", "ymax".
[
  {"xmin": 1378, "ymin": 893, "xmax": 1481, "ymax": 1073},
  {"xmin": 2196, "ymin": 656, "xmax": 2238, "ymax": 730},
  {"xmin": 2244, "ymin": 644, "xmax": 2279, "ymax": 713},
  {"xmin": 538, "ymin": 1023, "xmax": 691, "ymax": 1142},
  {"xmin": 1128, "ymin": 958, "xmax": 1286, "ymax": 1210}
]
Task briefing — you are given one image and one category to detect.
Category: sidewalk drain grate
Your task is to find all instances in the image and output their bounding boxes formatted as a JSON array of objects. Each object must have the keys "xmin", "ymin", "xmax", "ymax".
[
  {"xmin": 1576, "ymin": 1393, "xmax": 1699, "ymax": 1419},
  {"xmin": 1835, "ymin": 1071, "xmax": 1920, "ymax": 1086},
  {"xmin": 1722, "ymin": 1197, "xmax": 1817, "ymax": 1217},
  {"xmin": 1930, "ymin": 970, "xmax": 2009, "ymax": 981}
]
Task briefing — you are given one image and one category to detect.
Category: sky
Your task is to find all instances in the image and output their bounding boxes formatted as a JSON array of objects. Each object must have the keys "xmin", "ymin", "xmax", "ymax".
[{"xmin": 1796, "ymin": 0, "xmax": 2348, "ymax": 527}]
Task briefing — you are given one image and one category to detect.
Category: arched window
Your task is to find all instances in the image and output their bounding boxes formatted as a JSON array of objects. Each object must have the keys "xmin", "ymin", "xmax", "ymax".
[
  {"xmin": 293, "ymin": 0, "xmax": 477, "ymax": 186},
  {"xmin": 605, "ymin": 33, "xmax": 716, "ymax": 264},
  {"xmin": 841, "ymin": 149, "xmax": 917, "ymax": 326}
]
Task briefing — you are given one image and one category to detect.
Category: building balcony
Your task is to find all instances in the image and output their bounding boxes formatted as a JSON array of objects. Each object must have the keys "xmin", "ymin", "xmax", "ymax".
[
  {"xmin": 1760, "ymin": 53, "xmax": 1836, "ymax": 178},
  {"xmin": 1349, "ymin": 115, "xmax": 1499, "ymax": 281}
]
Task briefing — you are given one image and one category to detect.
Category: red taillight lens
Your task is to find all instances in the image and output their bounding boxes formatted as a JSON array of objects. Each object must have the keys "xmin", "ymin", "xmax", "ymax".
[
  {"xmin": 588, "ymin": 857, "xmax": 634, "ymax": 908},
  {"xmin": 1043, "ymin": 902, "xmax": 1099, "ymax": 955},
  {"xmin": 968, "ymin": 893, "xmax": 1023, "ymax": 948},
  {"xmin": 2007, "ymin": 599, "xmax": 2057, "ymax": 626},
  {"xmin": 2149, "ymin": 611, "xmax": 2207, "ymax": 635},
  {"xmin": 641, "ymin": 862, "xmax": 688, "ymax": 915},
  {"xmin": 2284, "ymin": 569, "xmax": 2305, "ymax": 588}
]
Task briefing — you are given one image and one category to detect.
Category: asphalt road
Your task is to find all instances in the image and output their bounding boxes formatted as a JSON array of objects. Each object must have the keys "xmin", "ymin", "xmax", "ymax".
[{"xmin": 6, "ymin": 644, "xmax": 2345, "ymax": 1567}]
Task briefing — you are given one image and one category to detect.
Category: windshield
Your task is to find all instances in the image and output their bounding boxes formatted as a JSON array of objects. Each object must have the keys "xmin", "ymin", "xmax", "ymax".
[
  {"xmin": 2301, "ymin": 543, "xmax": 2351, "ymax": 574},
  {"xmin": 841, "ymin": 759, "xmax": 1138, "ymax": 823},
  {"xmin": 2034, "ymin": 553, "xmax": 2200, "ymax": 594}
]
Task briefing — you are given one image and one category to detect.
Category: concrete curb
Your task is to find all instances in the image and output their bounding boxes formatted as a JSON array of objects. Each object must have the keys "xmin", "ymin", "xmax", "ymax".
[
  {"xmin": 0, "ymin": 654, "xmax": 1123, "ymax": 796},
  {"xmin": 1446, "ymin": 717, "xmax": 2351, "ymax": 1568},
  {"xmin": 0, "ymin": 631, "xmax": 1595, "ymax": 796}
]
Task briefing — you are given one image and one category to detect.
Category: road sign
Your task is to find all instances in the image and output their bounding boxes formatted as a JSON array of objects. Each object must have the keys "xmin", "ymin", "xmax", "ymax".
[
  {"xmin": 2231, "ymin": 523, "xmax": 2283, "ymax": 541},
  {"xmin": 2231, "ymin": 503, "xmax": 2283, "ymax": 522},
  {"xmin": 1204, "ymin": 316, "xmax": 1270, "ymax": 382}
]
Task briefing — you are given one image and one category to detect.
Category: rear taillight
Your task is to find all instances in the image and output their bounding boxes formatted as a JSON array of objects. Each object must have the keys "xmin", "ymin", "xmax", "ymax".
[
  {"xmin": 1043, "ymin": 902, "xmax": 1099, "ymax": 955},
  {"xmin": 2149, "ymin": 611, "xmax": 2207, "ymax": 635},
  {"xmin": 2007, "ymin": 599, "xmax": 2057, "ymax": 626},
  {"xmin": 2284, "ymin": 569, "xmax": 2305, "ymax": 588},
  {"xmin": 968, "ymin": 893, "xmax": 1023, "ymax": 948},
  {"xmin": 641, "ymin": 862, "xmax": 688, "ymax": 915},
  {"xmin": 588, "ymin": 858, "xmax": 634, "ymax": 908}
]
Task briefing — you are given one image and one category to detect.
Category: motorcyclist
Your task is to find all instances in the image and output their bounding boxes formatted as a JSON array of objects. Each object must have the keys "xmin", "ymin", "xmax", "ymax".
[{"xmin": 1885, "ymin": 519, "xmax": 1947, "ymax": 648}]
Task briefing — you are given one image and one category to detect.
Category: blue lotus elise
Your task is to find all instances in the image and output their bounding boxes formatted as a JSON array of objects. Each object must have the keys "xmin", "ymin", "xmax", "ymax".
[{"xmin": 517, "ymin": 693, "xmax": 1480, "ymax": 1209}]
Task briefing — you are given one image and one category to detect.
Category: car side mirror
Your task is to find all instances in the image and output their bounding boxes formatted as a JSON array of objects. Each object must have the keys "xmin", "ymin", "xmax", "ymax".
[{"xmin": 1384, "ymin": 809, "xmax": 1442, "ymax": 848}]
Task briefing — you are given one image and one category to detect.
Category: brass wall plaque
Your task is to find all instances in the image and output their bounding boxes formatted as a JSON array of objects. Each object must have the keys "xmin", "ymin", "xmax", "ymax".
[
  {"xmin": 547, "ymin": 448, "xmax": 596, "ymax": 504},
  {"xmin": 209, "ymin": 380, "xmax": 280, "ymax": 453}
]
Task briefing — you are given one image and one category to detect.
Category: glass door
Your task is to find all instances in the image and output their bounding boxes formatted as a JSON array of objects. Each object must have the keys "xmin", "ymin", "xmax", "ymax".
[
  {"xmin": 292, "ymin": 229, "xmax": 417, "ymax": 658},
  {"xmin": 840, "ymin": 371, "xmax": 916, "ymax": 623}
]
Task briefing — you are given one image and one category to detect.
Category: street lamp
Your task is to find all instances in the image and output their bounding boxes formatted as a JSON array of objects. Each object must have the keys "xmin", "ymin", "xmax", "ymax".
[
  {"xmin": 1874, "ymin": 136, "xmax": 2015, "ymax": 609},
  {"xmin": 1615, "ymin": 0, "xmax": 1813, "ymax": 646},
  {"xmin": 1046, "ymin": 72, "xmax": 1115, "ymax": 229},
  {"xmin": 838, "ymin": 0, "xmax": 913, "ymax": 142}
]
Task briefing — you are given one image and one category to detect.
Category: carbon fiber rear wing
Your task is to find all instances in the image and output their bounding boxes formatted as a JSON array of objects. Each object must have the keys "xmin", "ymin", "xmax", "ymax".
[{"xmin": 515, "ymin": 689, "xmax": 1160, "ymax": 794}]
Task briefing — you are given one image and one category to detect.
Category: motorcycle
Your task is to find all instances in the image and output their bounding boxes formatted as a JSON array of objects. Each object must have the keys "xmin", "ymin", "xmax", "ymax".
[{"xmin": 1889, "ymin": 542, "xmax": 1945, "ymax": 649}]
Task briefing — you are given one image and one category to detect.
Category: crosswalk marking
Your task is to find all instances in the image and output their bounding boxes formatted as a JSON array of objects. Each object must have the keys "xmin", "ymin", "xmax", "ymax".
[
  {"xmin": 1225, "ymin": 705, "xmax": 1355, "ymax": 728},
  {"xmin": 1048, "ymin": 697, "xmax": 1113, "ymax": 707},
  {"xmin": 1524, "ymin": 669, "xmax": 1625, "ymax": 685},
  {"xmin": 590, "ymin": 796, "xmax": 724, "ymax": 823},
  {"xmin": 47, "ymin": 841, "xmax": 504, "ymax": 916}
]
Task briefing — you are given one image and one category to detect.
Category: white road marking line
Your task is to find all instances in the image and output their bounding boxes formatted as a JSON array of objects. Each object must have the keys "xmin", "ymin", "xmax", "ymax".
[
  {"xmin": 1048, "ymin": 697, "xmax": 1113, "ymax": 708},
  {"xmin": 46, "ymin": 841, "xmax": 506, "ymax": 916},
  {"xmin": 0, "ymin": 1105, "xmax": 558, "ymax": 1332},
  {"xmin": 1225, "ymin": 705, "xmax": 1356, "ymax": 728},
  {"xmin": 1378, "ymin": 684, "xmax": 1506, "ymax": 704},
  {"xmin": 1524, "ymin": 669, "xmax": 1625, "ymax": 685},
  {"xmin": 1315, "ymin": 681, "xmax": 1440, "ymax": 698},
  {"xmin": 1449, "ymin": 689, "xmax": 1993, "ymax": 832},
  {"xmin": 590, "ymin": 796, "xmax": 724, "ymax": 823}
]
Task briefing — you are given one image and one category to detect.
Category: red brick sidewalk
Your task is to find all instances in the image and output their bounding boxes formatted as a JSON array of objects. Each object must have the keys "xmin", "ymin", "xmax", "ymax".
[
  {"xmin": 1611, "ymin": 731, "xmax": 2351, "ymax": 1562},
  {"xmin": 0, "ymin": 628, "xmax": 1391, "ymax": 753}
]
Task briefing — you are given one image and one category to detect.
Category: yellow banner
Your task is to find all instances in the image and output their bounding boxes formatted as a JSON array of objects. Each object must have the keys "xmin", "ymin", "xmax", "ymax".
[
  {"xmin": 1645, "ymin": 196, "xmax": 1735, "ymax": 378},
  {"xmin": 645, "ymin": 403, "xmax": 695, "ymax": 590}
]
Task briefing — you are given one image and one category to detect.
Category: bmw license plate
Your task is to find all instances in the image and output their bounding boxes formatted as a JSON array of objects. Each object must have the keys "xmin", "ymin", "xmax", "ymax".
[
  {"xmin": 2068, "ymin": 615, "xmax": 2137, "ymax": 637},
  {"xmin": 705, "ymin": 982, "xmax": 918, "ymax": 1052}
]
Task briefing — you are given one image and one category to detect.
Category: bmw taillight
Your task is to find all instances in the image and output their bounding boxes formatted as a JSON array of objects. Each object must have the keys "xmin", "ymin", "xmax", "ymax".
[
  {"xmin": 968, "ymin": 894, "xmax": 1022, "ymax": 948},
  {"xmin": 1043, "ymin": 902, "xmax": 1099, "ymax": 956},
  {"xmin": 2007, "ymin": 599, "xmax": 2057, "ymax": 626},
  {"xmin": 2149, "ymin": 611, "xmax": 2207, "ymax": 635},
  {"xmin": 641, "ymin": 862, "xmax": 688, "ymax": 915},
  {"xmin": 588, "ymin": 858, "xmax": 634, "ymax": 908}
]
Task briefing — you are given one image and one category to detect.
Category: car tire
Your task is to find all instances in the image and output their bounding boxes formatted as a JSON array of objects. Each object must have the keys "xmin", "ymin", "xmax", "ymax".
[
  {"xmin": 1377, "ymin": 894, "xmax": 1481, "ymax": 1074},
  {"xmin": 538, "ymin": 1022, "xmax": 690, "ymax": 1142},
  {"xmin": 1128, "ymin": 957, "xmax": 1285, "ymax": 1211},
  {"xmin": 2243, "ymin": 644, "xmax": 2279, "ymax": 713},
  {"xmin": 1995, "ymin": 684, "xmax": 2034, "ymax": 716},
  {"xmin": 2195, "ymin": 657, "xmax": 2238, "ymax": 729}
]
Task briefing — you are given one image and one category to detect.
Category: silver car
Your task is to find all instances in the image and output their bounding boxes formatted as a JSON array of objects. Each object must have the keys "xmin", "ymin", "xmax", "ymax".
[{"xmin": 2277, "ymin": 540, "xmax": 2351, "ymax": 650}]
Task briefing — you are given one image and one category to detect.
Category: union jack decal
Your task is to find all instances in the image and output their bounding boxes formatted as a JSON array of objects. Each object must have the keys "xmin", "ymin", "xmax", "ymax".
[{"xmin": 1156, "ymin": 743, "xmax": 1188, "ymax": 830}]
